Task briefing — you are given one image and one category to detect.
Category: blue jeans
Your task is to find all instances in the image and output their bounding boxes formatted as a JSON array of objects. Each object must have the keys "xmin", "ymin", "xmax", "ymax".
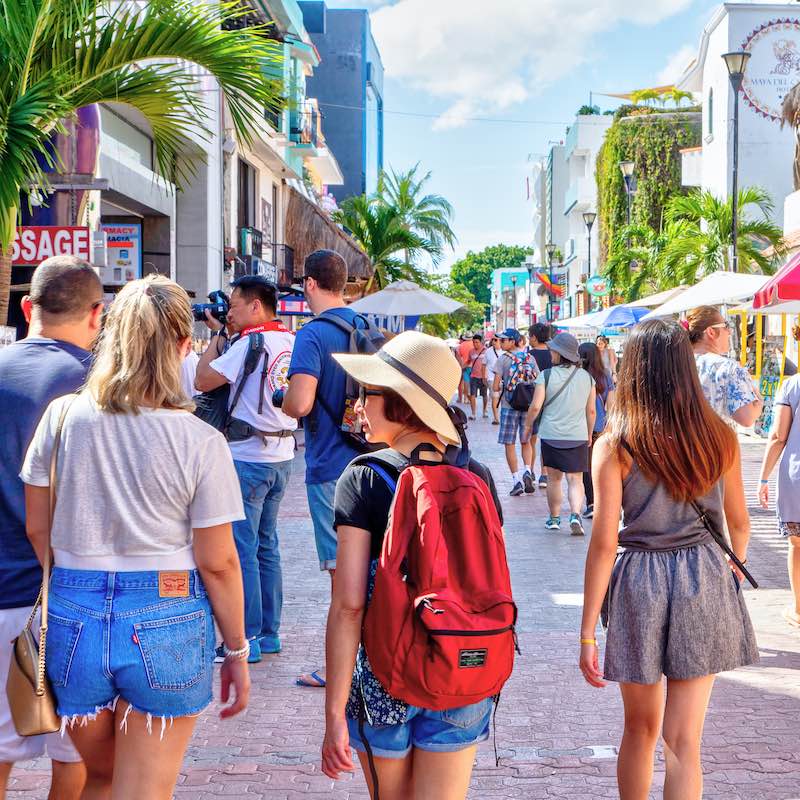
[
  {"xmin": 307, "ymin": 481, "xmax": 337, "ymax": 571},
  {"xmin": 47, "ymin": 568, "xmax": 214, "ymax": 720},
  {"xmin": 232, "ymin": 459, "xmax": 292, "ymax": 640},
  {"xmin": 346, "ymin": 697, "xmax": 494, "ymax": 759}
]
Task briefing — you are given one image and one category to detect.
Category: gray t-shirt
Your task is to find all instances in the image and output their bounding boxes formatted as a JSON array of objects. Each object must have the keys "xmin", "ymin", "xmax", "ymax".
[
  {"xmin": 774, "ymin": 375, "xmax": 800, "ymax": 522},
  {"xmin": 534, "ymin": 366, "xmax": 594, "ymax": 442},
  {"xmin": 21, "ymin": 393, "xmax": 244, "ymax": 566}
]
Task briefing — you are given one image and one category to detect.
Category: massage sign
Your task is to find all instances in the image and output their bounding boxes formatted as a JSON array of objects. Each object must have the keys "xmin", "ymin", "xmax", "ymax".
[
  {"xmin": 11, "ymin": 226, "xmax": 91, "ymax": 266},
  {"xmin": 741, "ymin": 18, "xmax": 800, "ymax": 123}
]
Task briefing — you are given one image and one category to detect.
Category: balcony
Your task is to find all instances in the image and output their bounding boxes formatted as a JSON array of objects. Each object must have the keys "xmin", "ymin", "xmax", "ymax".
[
  {"xmin": 564, "ymin": 176, "xmax": 593, "ymax": 215},
  {"xmin": 290, "ymin": 105, "xmax": 321, "ymax": 149}
]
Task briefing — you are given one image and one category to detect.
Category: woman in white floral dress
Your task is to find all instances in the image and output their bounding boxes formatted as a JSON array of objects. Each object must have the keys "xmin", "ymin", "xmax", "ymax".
[{"xmin": 688, "ymin": 306, "xmax": 763, "ymax": 428}]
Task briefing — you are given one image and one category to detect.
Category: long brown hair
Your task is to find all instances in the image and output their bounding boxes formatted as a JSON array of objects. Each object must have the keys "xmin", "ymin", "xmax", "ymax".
[
  {"xmin": 579, "ymin": 342, "xmax": 607, "ymax": 396},
  {"xmin": 604, "ymin": 318, "xmax": 736, "ymax": 502}
]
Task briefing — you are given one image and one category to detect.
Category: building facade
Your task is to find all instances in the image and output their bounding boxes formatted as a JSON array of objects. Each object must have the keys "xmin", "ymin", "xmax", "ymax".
[
  {"xmin": 678, "ymin": 3, "xmax": 800, "ymax": 228},
  {"xmin": 300, "ymin": 1, "xmax": 385, "ymax": 201}
]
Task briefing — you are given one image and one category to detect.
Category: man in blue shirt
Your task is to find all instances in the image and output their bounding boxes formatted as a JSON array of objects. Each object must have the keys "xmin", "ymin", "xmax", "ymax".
[
  {"xmin": 283, "ymin": 250, "xmax": 360, "ymax": 688},
  {"xmin": 0, "ymin": 256, "xmax": 103, "ymax": 797}
]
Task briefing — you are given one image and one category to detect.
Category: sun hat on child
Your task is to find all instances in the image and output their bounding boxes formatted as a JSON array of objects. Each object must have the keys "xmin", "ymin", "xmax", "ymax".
[{"xmin": 333, "ymin": 331, "xmax": 462, "ymax": 444}]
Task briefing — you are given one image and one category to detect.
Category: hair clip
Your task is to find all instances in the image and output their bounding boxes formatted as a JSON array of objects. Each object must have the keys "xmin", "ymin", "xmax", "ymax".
[{"xmin": 679, "ymin": 319, "xmax": 689, "ymax": 330}]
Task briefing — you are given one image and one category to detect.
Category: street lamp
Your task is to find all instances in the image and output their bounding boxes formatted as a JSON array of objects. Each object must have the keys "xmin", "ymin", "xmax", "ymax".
[
  {"xmin": 582, "ymin": 211, "xmax": 596, "ymax": 274},
  {"xmin": 545, "ymin": 242, "xmax": 556, "ymax": 321},
  {"xmin": 723, "ymin": 50, "xmax": 751, "ymax": 273},
  {"xmin": 511, "ymin": 275, "xmax": 517, "ymax": 329},
  {"xmin": 526, "ymin": 263, "xmax": 534, "ymax": 328},
  {"xmin": 619, "ymin": 161, "xmax": 635, "ymax": 227}
]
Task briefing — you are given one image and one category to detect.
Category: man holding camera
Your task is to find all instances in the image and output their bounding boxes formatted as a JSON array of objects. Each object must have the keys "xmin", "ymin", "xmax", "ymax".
[{"xmin": 196, "ymin": 276, "xmax": 296, "ymax": 663}]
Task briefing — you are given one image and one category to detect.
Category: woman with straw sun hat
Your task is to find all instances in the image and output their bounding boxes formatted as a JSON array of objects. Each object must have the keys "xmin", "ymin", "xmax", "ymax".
[{"xmin": 321, "ymin": 331, "xmax": 506, "ymax": 800}]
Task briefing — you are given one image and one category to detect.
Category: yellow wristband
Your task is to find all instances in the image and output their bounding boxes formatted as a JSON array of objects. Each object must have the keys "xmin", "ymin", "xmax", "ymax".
[{"xmin": 580, "ymin": 638, "xmax": 597, "ymax": 645}]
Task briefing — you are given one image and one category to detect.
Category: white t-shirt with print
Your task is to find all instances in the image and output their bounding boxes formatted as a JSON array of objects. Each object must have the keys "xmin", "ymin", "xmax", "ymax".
[
  {"xmin": 20, "ymin": 393, "xmax": 245, "ymax": 570},
  {"xmin": 210, "ymin": 328, "xmax": 297, "ymax": 464}
]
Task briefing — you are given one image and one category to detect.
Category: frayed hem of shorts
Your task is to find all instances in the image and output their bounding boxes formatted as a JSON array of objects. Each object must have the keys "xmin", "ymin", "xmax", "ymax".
[
  {"xmin": 58, "ymin": 695, "xmax": 212, "ymax": 740},
  {"xmin": 319, "ymin": 559, "xmax": 336, "ymax": 571},
  {"xmin": 59, "ymin": 696, "xmax": 120, "ymax": 736}
]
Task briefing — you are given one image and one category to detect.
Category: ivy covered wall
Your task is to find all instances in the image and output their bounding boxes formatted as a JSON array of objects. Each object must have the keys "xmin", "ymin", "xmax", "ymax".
[{"xmin": 596, "ymin": 106, "xmax": 701, "ymax": 264}]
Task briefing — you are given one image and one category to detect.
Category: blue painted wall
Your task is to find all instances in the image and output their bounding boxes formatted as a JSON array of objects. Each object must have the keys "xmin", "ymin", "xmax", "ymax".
[{"xmin": 300, "ymin": 2, "xmax": 384, "ymax": 202}]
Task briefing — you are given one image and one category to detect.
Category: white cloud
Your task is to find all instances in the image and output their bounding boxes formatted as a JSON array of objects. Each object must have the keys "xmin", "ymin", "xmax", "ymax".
[
  {"xmin": 656, "ymin": 44, "xmax": 697, "ymax": 85},
  {"xmin": 370, "ymin": 0, "xmax": 695, "ymax": 129}
]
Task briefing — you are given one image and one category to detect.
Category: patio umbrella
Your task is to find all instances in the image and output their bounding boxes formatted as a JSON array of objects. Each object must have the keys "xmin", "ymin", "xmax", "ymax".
[
  {"xmin": 753, "ymin": 252, "xmax": 800, "ymax": 309},
  {"xmin": 348, "ymin": 280, "xmax": 464, "ymax": 316},
  {"xmin": 588, "ymin": 304, "xmax": 649, "ymax": 328},
  {"xmin": 642, "ymin": 271, "xmax": 769, "ymax": 318}
]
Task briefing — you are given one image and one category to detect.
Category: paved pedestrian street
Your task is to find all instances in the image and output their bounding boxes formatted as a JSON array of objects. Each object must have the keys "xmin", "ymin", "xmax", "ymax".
[{"xmin": 10, "ymin": 418, "xmax": 800, "ymax": 799}]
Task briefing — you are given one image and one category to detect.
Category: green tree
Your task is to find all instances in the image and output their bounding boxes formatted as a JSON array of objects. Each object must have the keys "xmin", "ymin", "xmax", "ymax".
[
  {"xmin": 377, "ymin": 164, "xmax": 456, "ymax": 265},
  {"xmin": 661, "ymin": 187, "xmax": 785, "ymax": 281},
  {"xmin": 418, "ymin": 275, "xmax": 485, "ymax": 337},
  {"xmin": 332, "ymin": 195, "xmax": 437, "ymax": 291},
  {"xmin": 449, "ymin": 244, "xmax": 533, "ymax": 312},
  {"xmin": 0, "ymin": 0, "xmax": 283, "ymax": 324}
]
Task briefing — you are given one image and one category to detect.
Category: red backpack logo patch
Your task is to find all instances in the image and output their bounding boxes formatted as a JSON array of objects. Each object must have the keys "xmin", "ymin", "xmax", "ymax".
[{"xmin": 362, "ymin": 463, "xmax": 518, "ymax": 710}]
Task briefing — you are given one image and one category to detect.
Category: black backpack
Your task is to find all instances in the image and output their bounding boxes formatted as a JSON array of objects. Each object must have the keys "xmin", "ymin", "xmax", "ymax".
[
  {"xmin": 193, "ymin": 334, "xmax": 268, "ymax": 434},
  {"xmin": 307, "ymin": 311, "xmax": 386, "ymax": 452}
]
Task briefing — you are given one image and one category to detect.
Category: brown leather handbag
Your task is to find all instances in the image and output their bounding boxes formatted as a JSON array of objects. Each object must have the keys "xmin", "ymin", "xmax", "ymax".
[{"xmin": 6, "ymin": 397, "xmax": 74, "ymax": 736}]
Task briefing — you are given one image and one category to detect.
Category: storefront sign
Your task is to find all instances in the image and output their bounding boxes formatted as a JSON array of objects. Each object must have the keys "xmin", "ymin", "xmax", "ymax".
[
  {"xmin": 11, "ymin": 226, "xmax": 91, "ymax": 266},
  {"xmin": 278, "ymin": 294, "xmax": 311, "ymax": 316},
  {"xmin": 741, "ymin": 18, "xmax": 800, "ymax": 123},
  {"xmin": 586, "ymin": 274, "xmax": 611, "ymax": 297},
  {"xmin": 101, "ymin": 223, "xmax": 141, "ymax": 282}
]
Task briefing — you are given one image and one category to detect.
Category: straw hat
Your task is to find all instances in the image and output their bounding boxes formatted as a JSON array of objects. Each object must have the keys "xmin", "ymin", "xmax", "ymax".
[{"xmin": 333, "ymin": 331, "xmax": 462, "ymax": 444}]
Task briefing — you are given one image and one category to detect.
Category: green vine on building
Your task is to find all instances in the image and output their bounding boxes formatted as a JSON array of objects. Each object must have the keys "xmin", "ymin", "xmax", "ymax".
[{"xmin": 596, "ymin": 106, "xmax": 701, "ymax": 266}]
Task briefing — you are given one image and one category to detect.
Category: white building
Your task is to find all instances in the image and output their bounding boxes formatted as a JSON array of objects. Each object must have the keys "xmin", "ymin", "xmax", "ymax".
[
  {"xmin": 678, "ymin": 3, "xmax": 800, "ymax": 227},
  {"xmin": 562, "ymin": 114, "xmax": 613, "ymax": 316}
]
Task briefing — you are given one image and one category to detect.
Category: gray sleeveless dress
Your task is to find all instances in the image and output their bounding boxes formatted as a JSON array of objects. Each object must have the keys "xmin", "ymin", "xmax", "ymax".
[{"xmin": 603, "ymin": 462, "xmax": 759, "ymax": 684}]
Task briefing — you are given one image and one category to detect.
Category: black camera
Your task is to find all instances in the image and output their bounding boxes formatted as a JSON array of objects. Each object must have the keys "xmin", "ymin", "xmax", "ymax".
[{"xmin": 192, "ymin": 290, "xmax": 230, "ymax": 323}]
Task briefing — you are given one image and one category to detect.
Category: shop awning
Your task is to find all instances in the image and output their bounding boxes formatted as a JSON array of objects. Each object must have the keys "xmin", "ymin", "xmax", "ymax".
[
  {"xmin": 753, "ymin": 252, "xmax": 800, "ymax": 309},
  {"xmin": 625, "ymin": 286, "xmax": 688, "ymax": 307},
  {"xmin": 642, "ymin": 271, "xmax": 769, "ymax": 318}
]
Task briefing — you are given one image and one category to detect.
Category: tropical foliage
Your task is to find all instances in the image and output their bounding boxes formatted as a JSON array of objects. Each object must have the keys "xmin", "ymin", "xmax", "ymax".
[
  {"xmin": 596, "ymin": 106, "xmax": 701, "ymax": 264},
  {"xmin": 377, "ymin": 164, "xmax": 456, "ymax": 263},
  {"xmin": 449, "ymin": 244, "xmax": 533, "ymax": 314},
  {"xmin": 0, "ymin": 0, "xmax": 284, "ymax": 323},
  {"xmin": 332, "ymin": 195, "xmax": 436, "ymax": 291},
  {"xmin": 419, "ymin": 275, "xmax": 485, "ymax": 337},
  {"xmin": 602, "ymin": 188, "xmax": 785, "ymax": 301}
]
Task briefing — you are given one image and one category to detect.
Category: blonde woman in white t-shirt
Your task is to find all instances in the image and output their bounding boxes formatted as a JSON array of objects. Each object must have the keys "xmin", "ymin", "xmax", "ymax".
[{"xmin": 21, "ymin": 276, "xmax": 249, "ymax": 800}]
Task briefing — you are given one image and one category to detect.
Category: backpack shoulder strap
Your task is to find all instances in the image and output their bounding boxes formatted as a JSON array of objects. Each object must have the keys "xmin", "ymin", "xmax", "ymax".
[
  {"xmin": 350, "ymin": 449, "xmax": 409, "ymax": 492},
  {"xmin": 229, "ymin": 333, "xmax": 266, "ymax": 417},
  {"xmin": 308, "ymin": 311, "xmax": 357, "ymax": 335}
]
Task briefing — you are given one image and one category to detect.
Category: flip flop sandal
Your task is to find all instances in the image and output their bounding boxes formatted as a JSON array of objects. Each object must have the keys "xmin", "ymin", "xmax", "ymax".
[
  {"xmin": 782, "ymin": 607, "xmax": 800, "ymax": 628},
  {"xmin": 296, "ymin": 670, "xmax": 326, "ymax": 688}
]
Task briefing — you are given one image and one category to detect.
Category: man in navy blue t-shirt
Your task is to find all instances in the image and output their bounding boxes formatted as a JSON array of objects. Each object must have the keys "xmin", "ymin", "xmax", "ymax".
[
  {"xmin": 0, "ymin": 256, "xmax": 102, "ymax": 795},
  {"xmin": 283, "ymin": 250, "xmax": 361, "ymax": 687}
]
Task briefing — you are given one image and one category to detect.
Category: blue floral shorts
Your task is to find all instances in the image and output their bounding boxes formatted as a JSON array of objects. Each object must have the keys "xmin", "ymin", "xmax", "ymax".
[
  {"xmin": 47, "ymin": 568, "xmax": 215, "ymax": 729},
  {"xmin": 778, "ymin": 520, "xmax": 800, "ymax": 538}
]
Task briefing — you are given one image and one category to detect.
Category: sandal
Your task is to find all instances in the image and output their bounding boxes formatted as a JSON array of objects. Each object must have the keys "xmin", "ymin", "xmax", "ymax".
[
  {"xmin": 782, "ymin": 607, "xmax": 800, "ymax": 628},
  {"xmin": 296, "ymin": 670, "xmax": 326, "ymax": 688}
]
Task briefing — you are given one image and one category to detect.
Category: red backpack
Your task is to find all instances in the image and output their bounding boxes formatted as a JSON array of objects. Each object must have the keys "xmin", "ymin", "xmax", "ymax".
[{"xmin": 359, "ymin": 453, "xmax": 518, "ymax": 711}]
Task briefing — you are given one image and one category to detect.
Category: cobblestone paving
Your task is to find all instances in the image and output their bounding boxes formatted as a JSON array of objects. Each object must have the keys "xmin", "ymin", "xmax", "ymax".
[{"xmin": 10, "ymin": 420, "xmax": 800, "ymax": 799}]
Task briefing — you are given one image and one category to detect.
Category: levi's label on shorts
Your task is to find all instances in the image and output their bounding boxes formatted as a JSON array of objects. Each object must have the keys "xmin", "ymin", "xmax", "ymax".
[{"xmin": 158, "ymin": 572, "xmax": 190, "ymax": 598}]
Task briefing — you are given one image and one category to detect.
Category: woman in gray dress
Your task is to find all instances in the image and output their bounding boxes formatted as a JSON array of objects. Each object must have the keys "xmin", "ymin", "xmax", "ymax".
[{"xmin": 580, "ymin": 319, "xmax": 758, "ymax": 800}]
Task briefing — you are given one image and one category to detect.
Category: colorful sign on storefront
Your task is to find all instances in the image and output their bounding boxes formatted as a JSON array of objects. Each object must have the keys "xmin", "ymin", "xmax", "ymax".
[
  {"xmin": 586, "ymin": 274, "xmax": 611, "ymax": 297},
  {"xmin": 11, "ymin": 226, "xmax": 91, "ymax": 266},
  {"xmin": 102, "ymin": 223, "xmax": 142, "ymax": 282}
]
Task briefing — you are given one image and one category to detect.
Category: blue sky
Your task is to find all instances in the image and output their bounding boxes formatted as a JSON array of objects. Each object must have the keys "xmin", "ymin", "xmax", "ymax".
[{"xmin": 325, "ymin": 0, "xmax": 723, "ymax": 268}]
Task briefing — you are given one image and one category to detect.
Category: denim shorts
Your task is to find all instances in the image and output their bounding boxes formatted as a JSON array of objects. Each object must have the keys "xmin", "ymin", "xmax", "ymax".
[
  {"xmin": 346, "ymin": 697, "xmax": 493, "ymax": 759},
  {"xmin": 307, "ymin": 481, "xmax": 337, "ymax": 570},
  {"xmin": 47, "ymin": 568, "xmax": 215, "ymax": 725}
]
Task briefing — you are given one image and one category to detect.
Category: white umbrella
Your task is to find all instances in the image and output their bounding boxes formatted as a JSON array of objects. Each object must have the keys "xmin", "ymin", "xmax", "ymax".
[
  {"xmin": 348, "ymin": 280, "xmax": 464, "ymax": 316},
  {"xmin": 626, "ymin": 286, "xmax": 688, "ymax": 308},
  {"xmin": 642, "ymin": 271, "xmax": 769, "ymax": 319}
]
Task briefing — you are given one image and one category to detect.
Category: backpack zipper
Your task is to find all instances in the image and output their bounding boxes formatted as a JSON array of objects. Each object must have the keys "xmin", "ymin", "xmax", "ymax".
[{"xmin": 425, "ymin": 625, "xmax": 513, "ymax": 637}]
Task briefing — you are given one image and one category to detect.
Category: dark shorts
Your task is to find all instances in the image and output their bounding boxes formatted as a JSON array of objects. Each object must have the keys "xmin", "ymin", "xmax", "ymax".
[
  {"xmin": 541, "ymin": 441, "xmax": 588, "ymax": 474},
  {"xmin": 469, "ymin": 377, "xmax": 487, "ymax": 398}
]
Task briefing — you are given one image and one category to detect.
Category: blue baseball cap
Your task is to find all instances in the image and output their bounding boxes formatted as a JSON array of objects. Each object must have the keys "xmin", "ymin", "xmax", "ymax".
[{"xmin": 497, "ymin": 328, "xmax": 521, "ymax": 343}]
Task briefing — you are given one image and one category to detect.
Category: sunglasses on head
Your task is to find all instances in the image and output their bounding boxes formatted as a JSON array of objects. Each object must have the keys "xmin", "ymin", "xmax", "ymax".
[
  {"xmin": 358, "ymin": 386, "xmax": 384, "ymax": 405},
  {"xmin": 709, "ymin": 321, "xmax": 731, "ymax": 331}
]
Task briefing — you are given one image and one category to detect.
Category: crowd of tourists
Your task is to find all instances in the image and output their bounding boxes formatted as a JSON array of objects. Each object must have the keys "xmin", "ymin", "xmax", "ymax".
[{"xmin": 0, "ymin": 251, "xmax": 792, "ymax": 800}]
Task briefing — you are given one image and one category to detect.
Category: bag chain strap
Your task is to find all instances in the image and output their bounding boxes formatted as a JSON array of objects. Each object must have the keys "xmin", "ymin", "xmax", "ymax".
[{"xmin": 26, "ymin": 395, "xmax": 75, "ymax": 696}]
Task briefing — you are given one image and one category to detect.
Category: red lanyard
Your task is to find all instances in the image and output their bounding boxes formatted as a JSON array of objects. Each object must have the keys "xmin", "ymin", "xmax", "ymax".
[{"xmin": 241, "ymin": 321, "xmax": 291, "ymax": 336}]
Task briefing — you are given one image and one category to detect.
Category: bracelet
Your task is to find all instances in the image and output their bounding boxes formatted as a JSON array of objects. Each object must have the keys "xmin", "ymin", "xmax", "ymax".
[
  {"xmin": 759, "ymin": 479, "xmax": 769, "ymax": 484},
  {"xmin": 223, "ymin": 642, "xmax": 250, "ymax": 662},
  {"xmin": 580, "ymin": 638, "xmax": 597, "ymax": 646}
]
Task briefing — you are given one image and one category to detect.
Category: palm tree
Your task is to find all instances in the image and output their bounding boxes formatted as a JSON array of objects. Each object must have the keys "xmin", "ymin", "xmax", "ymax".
[
  {"xmin": 661, "ymin": 187, "xmax": 785, "ymax": 283},
  {"xmin": 603, "ymin": 222, "xmax": 678, "ymax": 301},
  {"xmin": 0, "ymin": 0, "xmax": 284, "ymax": 324},
  {"xmin": 377, "ymin": 164, "xmax": 456, "ymax": 265},
  {"xmin": 668, "ymin": 87, "xmax": 694, "ymax": 108},
  {"xmin": 332, "ymin": 195, "xmax": 439, "ymax": 292}
]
